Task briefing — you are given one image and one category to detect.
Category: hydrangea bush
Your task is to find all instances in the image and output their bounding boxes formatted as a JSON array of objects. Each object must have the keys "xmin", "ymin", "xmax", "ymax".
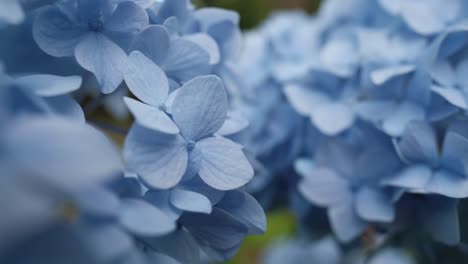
[{"xmin": 2, "ymin": 0, "xmax": 468, "ymax": 263}]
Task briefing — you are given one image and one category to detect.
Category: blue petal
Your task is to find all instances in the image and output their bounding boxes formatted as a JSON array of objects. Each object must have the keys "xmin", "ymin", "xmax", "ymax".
[
  {"xmin": 196, "ymin": 137, "xmax": 254, "ymax": 191},
  {"xmin": 180, "ymin": 176, "xmax": 225, "ymax": 206},
  {"xmin": 145, "ymin": 190, "xmax": 182, "ymax": 220},
  {"xmin": 0, "ymin": 0, "xmax": 24, "ymax": 25},
  {"xmin": 382, "ymin": 102, "xmax": 425, "ymax": 137},
  {"xmin": 216, "ymin": 190, "xmax": 267, "ymax": 235},
  {"xmin": 180, "ymin": 208, "xmax": 248, "ymax": 250},
  {"xmin": 162, "ymin": 39, "xmax": 211, "ymax": 82},
  {"xmin": 75, "ymin": 33, "xmax": 127, "ymax": 94},
  {"xmin": 423, "ymin": 196, "xmax": 460, "ymax": 245},
  {"xmin": 354, "ymin": 100, "xmax": 395, "ymax": 123},
  {"xmin": 124, "ymin": 124, "xmax": 188, "ymax": 189},
  {"xmin": 284, "ymin": 84, "xmax": 330, "ymax": 116},
  {"xmin": 151, "ymin": 0, "xmax": 190, "ymax": 25},
  {"xmin": 456, "ymin": 58, "xmax": 468, "ymax": 88},
  {"xmin": 83, "ymin": 225, "xmax": 133, "ymax": 262},
  {"xmin": 194, "ymin": 8, "xmax": 240, "ymax": 29},
  {"xmin": 45, "ymin": 95, "xmax": 86, "ymax": 122},
  {"xmin": 319, "ymin": 36, "xmax": 358, "ymax": 77},
  {"xmin": 370, "ymin": 65, "xmax": 415, "ymax": 86},
  {"xmin": 74, "ymin": 186, "xmax": 120, "ymax": 218},
  {"xmin": 124, "ymin": 97, "xmax": 179, "ymax": 134},
  {"xmin": 355, "ymin": 187, "xmax": 395, "ymax": 222},
  {"xmin": 396, "ymin": 122, "xmax": 439, "ymax": 165},
  {"xmin": 328, "ymin": 201, "xmax": 367, "ymax": 243},
  {"xmin": 124, "ymin": 51, "xmax": 169, "ymax": 106},
  {"xmin": 104, "ymin": 1, "xmax": 148, "ymax": 34},
  {"xmin": 131, "ymin": 25, "xmax": 171, "ymax": 65},
  {"xmin": 298, "ymin": 167, "xmax": 351, "ymax": 207},
  {"xmin": 431, "ymin": 85, "xmax": 467, "ymax": 109},
  {"xmin": 119, "ymin": 198, "xmax": 176, "ymax": 236},
  {"xmin": 141, "ymin": 229, "xmax": 199, "ymax": 264},
  {"xmin": 311, "ymin": 103, "xmax": 355, "ymax": 136},
  {"xmin": 15, "ymin": 75, "xmax": 82, "ymax": 97},
  {"xmin": 383, "ymin": 165, "xmax": 432, "ymax": 192},
  {"xmin": 184, "ymin": 33, "xmax": 221, "ymax": 65},
  {"xmin": 33, "ymin": 6, "xmax": 85, "ymax": 57},
  {"xmin": 431, "ymin": 60, "xmax": 456, "ymax": 87},
  {"xmin": 216, "ymin": 111, "xmax": 249, "ymax": 136},
  {"xmin": 172, "ymin": 75, "xmax": 228, "ymax": 140},
  {"xmin": 401, "ymin": 0, "xmax": 460, "ymax": 35},
  {"xmin": 368, "ymin": 248, "xmax": 414, "ymax": 264},
  {"xmin": 5, "ymin": 117, "xmax": 122, "ymax": 190},
  {"xmin": 426, "ymin": 169, "xmax": 468, "ymax": 198},
  {"xmin": 170, "ymin": 188, "xmax": 212, "ymax": 214},
  {"xmin": 441, "ymin": 131, "xmax": 468, "ymax": 175}
]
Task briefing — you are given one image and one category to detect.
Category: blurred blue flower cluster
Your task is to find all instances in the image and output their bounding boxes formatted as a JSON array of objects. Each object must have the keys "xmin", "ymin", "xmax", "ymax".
[
  {"xmin": 0, "ymin": 0, "xmax": 265, "ymax": 263},
  {"xmin": 232, "ymin": 0, "xmax": 468, "ymax": 260}
]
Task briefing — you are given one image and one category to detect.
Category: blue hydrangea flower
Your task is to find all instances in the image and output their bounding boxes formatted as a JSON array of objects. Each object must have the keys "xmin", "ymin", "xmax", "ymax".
[
  {"xmin": 296, "ymin": 126, "xmax": 402, "ymax": 242},
  {"xmin": 124, "ymin": 74, "xmax": 254, "ymax": 191},
  {"xmin": 33, "ymin": 0, "xmax": 149, "ymax": 93},
  {"xmin": 377, "ymin": 0, "xmax": 465, "ymax": 36},
  {"xmin": 0, "ymin": 0, "xmax": 24, "ymax": 26},
  {"xmin": 385, "ymin": 121, "xmax": 468, "ymax": 199}
]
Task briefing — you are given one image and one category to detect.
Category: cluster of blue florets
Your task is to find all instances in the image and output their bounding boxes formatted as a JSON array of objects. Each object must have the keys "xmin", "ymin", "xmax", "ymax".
[
  {"xmin": 0, "ymin": 0, "xmax": 265, "ymax": 263},
  {"xmin": 233, "ymin": 0, "xmax": 468, "ymax": 262},
  {"xmin": 3, "ymin": 0, "xmax": 468, "ymax": 263}
]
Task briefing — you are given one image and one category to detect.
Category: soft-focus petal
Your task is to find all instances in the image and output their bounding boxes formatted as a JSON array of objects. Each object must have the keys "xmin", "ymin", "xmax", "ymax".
[
  {"xmin": 431, "ymin": 85, "xmax": 467, "ymax": 109},
  {"xmin": 396, "ymin": 122, "xmax": 439, "ymax": 165},
  {"xmin": 5, "ymin": 116, "xmax": 122, "ymax": 190},
  {"xmin": 311, "ymin": 103, "xmax": 355, "ymax": 136},
  {"xmin": 382, "ymin": 102, "xmax": 425, "ymax": 137},
  {"xmin": 284, "ymin": 84, "xmax": 330, "ymax": 116},
  {"xmin": 184, "ymin": 33, "xmax": 221, "ymax": 65},
  {"xmin": 328, "ymin": 201, "xmax": 367, "ymax": 243},
  {"xmin": 298, "ymin": 167, "xmax": 351, "ymax": 207},
  {"xmin": 383, "ymin": 165, "xmax": 432, "ymax": 192},
  {"xmin": 426, "ymin": 169, "xmax": 468, "ymax": 198},
  {"xmin": 119, "ymin": 198, "xmax": 176, "ymax": 237},
  {"xmin": 441, "ymin": 131, "xmax": 468, "ymax": 175},
  {"xmin": 355, "ymin": 187, "xmax": 395, "ymax": 222},
  {"xmin": 370, "ymin": 65, "xmax": 415, "ymax": 86},
  {"xmin": 15, "ymin": 75, "xmax": 82, "ymax": 97}
]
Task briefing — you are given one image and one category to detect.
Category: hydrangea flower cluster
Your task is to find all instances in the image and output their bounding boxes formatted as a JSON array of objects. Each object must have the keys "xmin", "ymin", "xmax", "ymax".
[
  {"xmin": 0, "ymin": 0, "xmax": 265, "ymax": 263},
  {"xmin": 232, "ymin": 0, "xmax": 468, "ymax": 261}
]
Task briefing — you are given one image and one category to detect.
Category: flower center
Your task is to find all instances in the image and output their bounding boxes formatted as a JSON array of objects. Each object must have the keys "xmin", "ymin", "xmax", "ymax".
[{"xmin": 186, "ymin": 140, "xmax": 196, "ymax": 151}]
